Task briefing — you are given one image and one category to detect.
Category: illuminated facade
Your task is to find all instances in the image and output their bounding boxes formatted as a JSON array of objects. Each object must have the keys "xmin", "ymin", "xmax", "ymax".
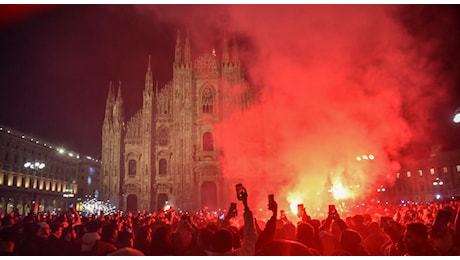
[
  {"xmin": 386, "ymin": 149, "xmax": 460, "ymax": 203},
  {"xmin": 0, "ymin": 125, "xmax": 101, "ymax": 214},
  {"xmin": 101, "ymin": 33, "xmax": 256, "ymax": 212}
]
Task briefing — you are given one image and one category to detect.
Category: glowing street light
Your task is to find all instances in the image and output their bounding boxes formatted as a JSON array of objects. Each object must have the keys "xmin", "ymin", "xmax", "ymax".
[
  {"xmin": 24, "ymin": 161, "xmax": 45, "ymax": 170},
  {"xmin": 454, "ymin": 108, "xmax": 460, "ymax": 123},
  {"xmin": 432, "ymin": 178, "xmax": 443, "ymax": 186},
  {"xmin": 356, "ymin": 154, "xmax": 375, "ymax": 161}
]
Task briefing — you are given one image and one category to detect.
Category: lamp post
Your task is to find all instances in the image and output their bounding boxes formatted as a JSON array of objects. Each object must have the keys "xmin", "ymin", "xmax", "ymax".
[
  {"xmin": 432, "ymin": 177, "xmax": 444, "ymax": 201},
  {"xmin": 24, "ymin": 161, "xmax": 45, "ymax": 212}
]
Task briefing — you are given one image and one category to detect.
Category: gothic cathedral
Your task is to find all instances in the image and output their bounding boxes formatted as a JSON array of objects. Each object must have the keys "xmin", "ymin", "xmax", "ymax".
[{"xmin": 101, "ymin": 32, "xmax": 256, "ymax": 212}]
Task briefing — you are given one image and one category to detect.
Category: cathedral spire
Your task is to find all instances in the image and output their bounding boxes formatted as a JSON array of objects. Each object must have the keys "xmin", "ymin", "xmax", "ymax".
[
  {"xmin": 145, "ymin": 55, "xmax": 153, "ymax": 92},
  {"xmin": 106, "ymin": 81, "xmax": 115, "ymax": 104},
  {"xmin": 222, "ymin": 32, "xmax": 229, "ymax": 63},
  {"xmin": 147, "ymin": 54, "xmax": 151, "ymax": 73},
  {"xmin": 231, "ymin": 36, "xmax": 240, "ymax": 64},
  {"xmin": 174, "ymin": 29, "xmax": 182, "ymax": 65},
  {"xmin": 184, "ymin": 30, "xmax": 191, "ymax": 66},
  {"xmin": 114, "ymin": 80, "xmax": 124, "ymax": 123},
  {"xmin": 116, "ymin": 80, "xmax": 122, "ymax": 102},
  {"xmin": 104, "ymin": 81, "xmax": 115, "ymax": 121}
]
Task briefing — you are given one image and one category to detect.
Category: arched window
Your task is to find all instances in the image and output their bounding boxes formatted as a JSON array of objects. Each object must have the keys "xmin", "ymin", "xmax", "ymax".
[
  {"xmin": 128, "ymin": 160, "xmax": 136, "ymax": 176},
  {"xmin": 202, "ymin": 87, "xmax": 214, "ymax": 113},
  {"xmin": 203, "ymin": 132, "xmax": 214, "ymax": 151},
  {"xmin": 158, "ymin": 128, "xmax": 168, "ymax": 146},
  {"xmin": 159, "ymin": 159, "xmax": 167, "ymax": 176}
]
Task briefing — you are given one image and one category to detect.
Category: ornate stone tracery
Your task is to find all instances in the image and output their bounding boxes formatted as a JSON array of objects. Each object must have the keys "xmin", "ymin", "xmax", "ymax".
[{"xmin": 101, "ymin": 33, "xmax": 254, "ymax": 211}]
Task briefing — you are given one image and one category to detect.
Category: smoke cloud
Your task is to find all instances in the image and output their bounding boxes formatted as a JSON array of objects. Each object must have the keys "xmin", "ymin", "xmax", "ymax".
[{"xmin": 144, "ymin": 5, "xmax": 457, "ymax": 215}]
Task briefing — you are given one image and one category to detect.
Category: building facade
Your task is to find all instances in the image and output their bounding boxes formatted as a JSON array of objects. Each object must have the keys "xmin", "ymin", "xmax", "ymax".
[
  {"xmin": 0, "ymin": 125, "xmax": 101, "ymax": 214},
  {"xmin": 101, "ymin": 33, "xmax": 257, "ymax": 212},
  {"xmin": 385, "ymin": 149, "xmax": 460, "ymax": 203}
]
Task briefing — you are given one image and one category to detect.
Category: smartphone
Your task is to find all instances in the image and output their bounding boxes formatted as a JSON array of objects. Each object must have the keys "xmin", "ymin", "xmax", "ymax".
[
  {"xmin": 297, "ymin": 204, "xmax": 304, "ymax": 217},
  {"xmin": 280, "ymin": 210, "xmax": 286, "ymax": 219},
  {"xmin": 236, "ymin": 184, "xmax": 244, "ymax": 201},
  {"xmin": 268, "ymin": 194, "xmax": 274, "ymax": 210},
  {"xmin": 230, "ymin": 202, "xmax": 237, "ymax": 217},
  {"xmin": 219, "ymin": 212, "xmax": 225, "ymax": 220},
  {"xmin": 432, "ymin": 209, "xmax": 452, "ymax": 236},
  {"xmin": 328, "ymin": 205, "xmax": 337, "ymax": 219}
]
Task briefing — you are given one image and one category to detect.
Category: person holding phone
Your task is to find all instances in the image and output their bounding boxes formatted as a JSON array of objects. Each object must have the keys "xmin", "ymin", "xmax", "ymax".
[
  {"xmin": 206, "ymin": 184, "xmax": 256, "ymax": 256},
  {"xmin": 255, "ymin": 194, "xmax": 278, "ymax": 252}
]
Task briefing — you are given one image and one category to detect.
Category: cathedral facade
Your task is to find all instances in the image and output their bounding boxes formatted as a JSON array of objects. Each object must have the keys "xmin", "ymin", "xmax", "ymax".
[{"xmin": 101, "ymin": 33, "xmax": 256, "ymax": 212}]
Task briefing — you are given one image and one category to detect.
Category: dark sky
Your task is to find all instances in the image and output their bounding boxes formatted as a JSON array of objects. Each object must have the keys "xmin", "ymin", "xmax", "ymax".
[
  {"xmin": 1, "ymin": 4, "xmax": 460, "ymax": 160},
  {"xmin": 0, "ymin": 5, "xmax": 179, "ymax": 157}
]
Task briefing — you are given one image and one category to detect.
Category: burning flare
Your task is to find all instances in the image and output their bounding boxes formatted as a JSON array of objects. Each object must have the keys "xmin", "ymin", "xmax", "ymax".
[{"xmin": 330, "ymin": 179, "xmax": 351, "ymax": 200}]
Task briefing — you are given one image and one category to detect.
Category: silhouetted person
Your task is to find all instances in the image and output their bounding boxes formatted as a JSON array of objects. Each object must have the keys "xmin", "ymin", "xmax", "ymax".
[
  {"xmin": 94, "ymin": 223, "xmax": 117, "ymax": 255},
  {"xmin": 351, "ymin": 215, "xmax": 369, "ymax": 239},
  {"xmin": 207, "ymin": 185, "xmax": 256, "ymax": 255},
  {"xmin": 133, "ymin": 226, "xmax": 152, "ymax": 255},
  {"xmin": 363, "ymin": 222, "xmax": 390, "ymax": 255},
  {"xmin": 150, "ymin": 225, "xmax": 173, "ymax": 255},
  {"xmin": 60, "ymin": 226, "xmax": 80, "ymax": 255},
  {"xmin": 108, "ymin": 231, "xmax": 144, "ymax": 256},
  {"xmin": 81, "ymin": 220, "xmax": 101, "ymax": 255},
  {"xmin": 381, "ymin": 220, "xmax": 405, "ymax": 255},
  {"xmin": 297, "ymin": 222, "xmax": 320, "ymax": 254},
  {"xmin": 338, "ymin": 229, "xmax": 368, "ymax": 256},
  {"xmin": 430, "ymin": 228, "xmax": 460, "ymax": 256},
  {"xmin": 0, "ymin": 227, "xmax": 15, "ymax": 255},
  {"xmin": 15, "ymin": 222, "xmax": 48, "ymax": 256},
  {"xmin": 403, "ymin": 222, "xmax": 438, "ymax": 256},
  {"xmin": 44, "ymin": 221, "xmax": 64, "ymax": 255}
]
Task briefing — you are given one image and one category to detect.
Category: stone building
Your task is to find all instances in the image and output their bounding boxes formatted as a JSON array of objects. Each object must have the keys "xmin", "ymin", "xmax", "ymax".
[
  {"xmin": 384, "ymin": 148, "xmax": 460, "ymax": 203},
  {"xmin": 0, "ymin": 125, "xmax": 101, "ymax": 214},
  {"xmin": 101, "ymin": 33, "xmax": 257, "ymax": 212}
]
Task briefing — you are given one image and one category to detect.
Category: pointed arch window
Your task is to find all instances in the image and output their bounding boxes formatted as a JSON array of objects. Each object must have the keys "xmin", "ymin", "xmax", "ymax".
[
  {"xmin": 203, "ymin": 132, "xmax": 214, "ymax": 151},
  {"xmin": 158, "ymin": 128, "xmax": 169, "ymax": 146},
  {"xmin": 159, "ymin": 159, "xmax": 167, "ymax": 176},
  {"xmin": 202, "ymin": 87, "xmax": 214, "ymax": 113},
  {"xmin": 129, "ymin": 160, "xmax": 137, "ymax": 176}
]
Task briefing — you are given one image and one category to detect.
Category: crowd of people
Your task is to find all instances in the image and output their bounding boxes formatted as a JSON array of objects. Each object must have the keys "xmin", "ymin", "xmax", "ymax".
[{"xmin": 0, "ymin": 187, "xmax": 459, "ymax": 256}]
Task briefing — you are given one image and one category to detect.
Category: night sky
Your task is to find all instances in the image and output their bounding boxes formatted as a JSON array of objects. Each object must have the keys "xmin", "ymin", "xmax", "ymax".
[{"xmin": 1, "ymin": 4, "xmax": 460, "ymax": 160}]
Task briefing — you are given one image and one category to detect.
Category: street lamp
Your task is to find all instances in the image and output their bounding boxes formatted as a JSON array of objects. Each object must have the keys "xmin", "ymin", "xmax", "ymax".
[
  {"xmin": 24, "ymin": 161, "xmax": 45, "ymax": 170},
  {"xmin": 453, "ymin": 108, "xmax": 460, "ymax": 123},
  {"xmin": 23, "ymin": 161, "xmax": 46, "ymax": 211}
]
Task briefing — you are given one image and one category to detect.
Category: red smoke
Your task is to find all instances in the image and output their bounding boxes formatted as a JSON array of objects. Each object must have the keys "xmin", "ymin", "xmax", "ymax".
[
  {"xmin": 212, "ymin": 5, "xmax": 450, "ymax": 216},
  {"xmin": 145, "ymin": 5, "xmax": 454, "ymax": 217}
]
